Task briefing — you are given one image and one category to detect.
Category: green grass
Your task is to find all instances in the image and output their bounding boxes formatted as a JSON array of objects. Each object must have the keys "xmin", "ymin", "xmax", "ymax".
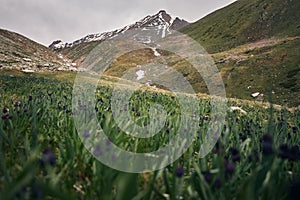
[
  {"xmin": 216, "ymin": 37, "xmax": 300, "ymax": 107},
  {"xmin": 180, "ymin": 0, "xmax": 300, "ymax": 53},
  {"xmin": 0, "ymin": 72, "xmax": 300, "ymax": 199}
]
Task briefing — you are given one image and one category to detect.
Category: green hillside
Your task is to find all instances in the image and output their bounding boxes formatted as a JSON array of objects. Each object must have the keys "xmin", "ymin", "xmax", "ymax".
[
  {"xmin": 181, "ymin": 0, "xmax": 300, "ymax": 53},
  {"xmin": 177, "ymin": 0, "xmax": 300, "ymax": 106},
  {"xmin": 52, "ymin": 0, "xmax": 300, "ymax": 106}
]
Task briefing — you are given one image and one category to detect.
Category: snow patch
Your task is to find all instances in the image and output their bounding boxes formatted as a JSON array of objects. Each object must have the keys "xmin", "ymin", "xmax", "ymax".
[
  {"xmin": 151, "ymin": 47, "xmax": 161, "ymax": 56},
  {"xmin": 136, "ymin": 69, "xmax": 145, "ymax": 80},
  {"xmin": 161, "ymin": 25, "xmax": 166, "ymax": 38}
]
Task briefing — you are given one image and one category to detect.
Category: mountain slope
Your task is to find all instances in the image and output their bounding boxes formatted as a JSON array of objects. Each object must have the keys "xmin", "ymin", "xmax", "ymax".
[
  {"xmin": 177, "ymin": 0, "xmax": 300, "ymax": 106},
  {"xmin": 51, "ymin": 10, "xmax": 189, "ymax": 64},
  {"xmin": 181, "ymin": 0, "xmax": 300, "ymax": 53},
  {"xmin": 0, "ymin": 29, "xmax": 73, "ymax": 71},
  {"xmin": 89, "ymin": 1, "xmax": 300, "ymax": 106},
  {"xmin": 50, "ymin": 10, "xmax": 188, "ymax": 50}
]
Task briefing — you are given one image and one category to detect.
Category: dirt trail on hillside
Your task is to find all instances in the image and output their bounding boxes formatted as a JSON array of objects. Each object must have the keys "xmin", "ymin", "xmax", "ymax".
[{"xmin": 213, "ymin": 36, "xmax": 300, "ymax": 63}]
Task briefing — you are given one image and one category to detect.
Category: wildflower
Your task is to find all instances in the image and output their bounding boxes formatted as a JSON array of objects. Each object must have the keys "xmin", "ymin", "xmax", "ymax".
[
  {"xmin": 262, "ymin": 142, "xmax": 273, "ymax": 156},
  {"xmin": 175, "ymin": 165, "xmax": 184, "ymax": 178},
  {"xmin": 24, "ymin": 108, "xmax": 29, "ymax": 114},
  {"xmin": 204, "ymin": 171, "xmax": 212, "ymax": 183},
  {"xmin": 2, "ymin": 107, "xmax": 9, "ymax": 113},
  {"xmin": 230, "ymin": 147, "xmax": 241, "ymax": 162},
  {"xmin": 106, "ymin": 138, "xmax": 112, "ymax": 150},
  {"xmin": 111, "ymin": 154, "xmax": 116, "ymax": 161},
  {"xmin": 93, "ymin": 145, "xmax": 102, "ymax": 157},
  {"xmin": 166, "ymin": 128, "xmax": 170, "ymax": 134},
  {"xmin": 1, "ymin": 114, "xmax": 12, "ymax": 120},
  {"xmin": 262, "ymin": 134, "xmax": 273, "ymax": 143},
  {"xmin": 289, "ymin": 145, "xmax": 300, "ymax": 161},
  {"xmin": 292, "ymin": 126, "xmax": 297, "ymax": 134},
  {"xmin": 214, "ymin": 177, "xmax": 222, "ymax": 189},
  {"xmin": 247, "ymin": 151, "xmax": 260, "ymax": 163},
  {"xmin": 261, "ymin": 134, "xmax": 273, "ymax": 156},
  {"xmin": 40, "ymin": 148, "xmax": 56, "ymax": 167},
  {"xmin": 278, "ymin": 144, "xmax": 290, "ymax": 160},
  {"xmin": 1, "ymin": 114, "xmax": 8, "ymax": 120},
  {"xmin": 239, "ymin": 133, "xmax": 246, "ymax": 141},
  {"xmin": 83, "ymin": 130, "xmax": 90, "ymax": 138},
  {"xmin": 225, "ymin": 161, "xmax": 235, "ymax": 176},
  {"xmin": 14, "ymin": 101, "xmax": 21, "ymax": 107},
  {"xmin": 213, "ymin": 141, "xmax": 224, "ymax": 154}
]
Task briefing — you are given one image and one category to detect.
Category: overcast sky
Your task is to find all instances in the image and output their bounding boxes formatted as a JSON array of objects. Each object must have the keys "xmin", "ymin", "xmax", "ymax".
[{"xmin": 0, "ymin": 0, "xmax": 236, "ymax": 46}]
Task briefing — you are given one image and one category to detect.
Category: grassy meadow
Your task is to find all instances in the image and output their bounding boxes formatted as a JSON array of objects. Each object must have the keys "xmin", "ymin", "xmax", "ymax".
[{"xmin": 0, "ymin": 70, "xmax": 299, "ymax": 199}]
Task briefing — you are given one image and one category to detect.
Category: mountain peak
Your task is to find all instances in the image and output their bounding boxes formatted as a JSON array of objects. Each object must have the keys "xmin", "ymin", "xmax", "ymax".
[
  {"xmin": 49, "ymin": 10, "xmax": 189, "ymax": 50},
  {"xmin": 158, "ymin": 10, "xmax": 167, "ymax": 14}
]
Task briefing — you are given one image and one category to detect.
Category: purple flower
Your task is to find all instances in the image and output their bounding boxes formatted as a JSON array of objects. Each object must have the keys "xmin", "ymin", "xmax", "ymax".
[
  {"xmin": 230, "ymin": 147, "xmax": 241, "ymax": 162},
  {"xmin": 14, "ymin": 101, "xmax": 21, "ymax": 107},
  {"xmin": 166, "ymin": 128, "xmax": 170, "ymax": 134},
  {"xmin": 175, "ymin": 165, "xmax": 184, "ymax": 178},
  {"xmin": 204, "ymin": 115, "xmax": 209, "ymax": 121},
  {"xmin": 83, "ymin": 130, "xmax": 90, "ymax": 138},
  {"xmin": 204, "ymin": 171, "xmax": 212, "ymax": 183},
  {"xmin": 214, "ymin": 177, "xmax": 222, "ymax": 189},
  {"xmin": 289, "ymin": 145, "xmax": 300, "ymax": 161},
  {"xmin": 262, "ymin": 142, "xmax": 273, "ymax": 156},
  {"xmin": 93, "ymin": 145, "xmax": 102, "ymax": 157},
  {"xmin": 40, "ymin": 148, "xmax": 56, "ymax": 167},
  {"xmin": 239, "ymin": 133, "xmax": 246, "ymax": 141},
  {"xmin": 278, "ymin": 144, "xmax": 290, "ymax": 160},
  {"xmin": 225, "ymin": 161, "xmax": 235, "ymax": 176},
  {"xmin": 292, "ymin": 126, "xmax": 297, "ymax": 134},
  {"xmin": 2, "ymin": 107, "xmax": 9, "ymax": 113},
  {"xmin": 213, "ymin": 141, "xmax": 223, "ymax": 154},
  {"xmin": 1, "ymin": 114, "xmax": 12, "ymax": 120},
  {"xmin": 111, "ymin": 154, "xmax": 116, "ymax": 161},
  {"xmin": 106, "ymin": 138, "xmax": 112, "ymax": 150},
  {"xmin": 261, "ymin": 134, "xmax": 273, "ymax": 156},
  {"xmin": 261, "ymin": 134, "xmax": 273, "ymax": 143},
  {"xmin": 24, "ymin": 108, "xmax": 29, "ymax": 114}
]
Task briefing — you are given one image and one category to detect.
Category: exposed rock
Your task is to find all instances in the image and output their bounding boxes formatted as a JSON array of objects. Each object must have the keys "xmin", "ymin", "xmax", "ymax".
[
  {"xmin": 22, "ymin": 69, "xmax": 35, "ymax": 73},
  {"xmin": 230, "ymin": 106, "xmax": 247, "ymax": 114},
  {"xmin": 251, "ymin": 92, "xmax": 260, "ymax": 98}
]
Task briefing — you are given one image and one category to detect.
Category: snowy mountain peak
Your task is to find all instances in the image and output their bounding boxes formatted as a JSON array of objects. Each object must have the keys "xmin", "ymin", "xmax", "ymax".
[{"xmin": 49, "ymin": 10, "xmax": 189, "ymax": 50}]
